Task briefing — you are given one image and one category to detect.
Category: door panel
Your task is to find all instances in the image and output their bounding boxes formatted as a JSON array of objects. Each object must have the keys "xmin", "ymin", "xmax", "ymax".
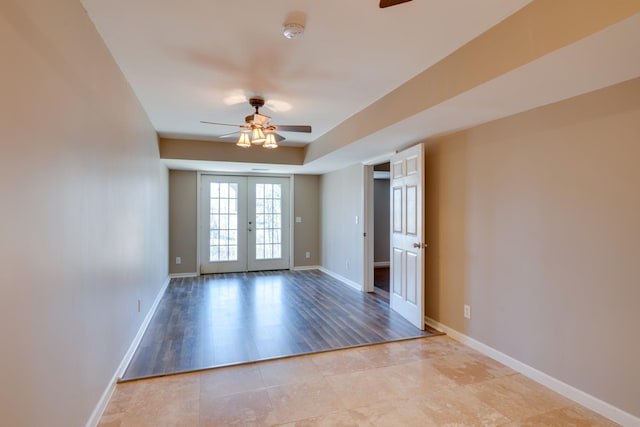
[
  {"xmin": 406, "ymin": 251, "xmax": 418, "ymax": 305},
  {"xmin": 389, "ymin": 144, "xmax": 425, "ymax": 329},
  {"xmin": 406, "ymin": 185, "xmax": 417, "ymax": 235}
]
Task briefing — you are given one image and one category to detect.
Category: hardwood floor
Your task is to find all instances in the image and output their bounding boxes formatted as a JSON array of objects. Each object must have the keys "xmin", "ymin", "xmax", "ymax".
[{"xmin": 122, "ymin": 269, "xmax": 435, "ymax": 381}]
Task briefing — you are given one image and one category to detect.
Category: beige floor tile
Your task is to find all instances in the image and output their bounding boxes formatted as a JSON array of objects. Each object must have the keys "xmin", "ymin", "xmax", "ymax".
[
  {"xmin": 259, "ymin": 356, "xmax": 322, "ymax": 387},
  {"xmin": 429, "ymin": 349, "xmax": 516, "ymax": 386},
  {"xmin": 413, "ymin": 386, "xmax": 511, "ymax": 426},
  {"xmin": 274, "ymin": 410, "xmax": 362, "ymax": 426},
  {"xmin": 98, "ymin": 339, "xmax": 619, "ymax": 427},
  {"xmin": 356, "ymin": 340, "xmax": 420, "ymax": 368},
  {"xmin": 266, "ymin": 378, "xmax": 345, "ymax": 424},
  {"xmin": 100, "ymin": 374, "xmax": 201, "ymax": 426},
  {"xmin": 348, "ymin": 398, "xmax": 437, "ymax": 426},
  {"xmin": 402, "ymin": 335, "xmax": 478, "ymax": 360},
  {"xmin": 100, "ymin": 381, "xmax": 144, "ymax": 417},
  {"xmin": 100, "ymin": 397, "xmax": 199, "ymax": 427},
  {"xmin": 326, "ymin": 367, "xmax": 400, "ymax": 409},
  {"xmin": 310, "ymin": 348, "xmax": 371, "ymax": 376},
  {"xmin": 467, "ymin": 374, "xmax": 574, "ymax": 421},
  {"xmin": 105, "ymin": 374, "xmax": 200, "ymax": 417},
  {"xmin": 379, "ymin": 359, "xmax": 458, "ymax": 395},
  {"xmin": 500, "ymin": 404, "xmax": 620, "ymax": 426},
  {"xmin": 200, "ymin": 363, "xmax": 265, "ymax": 398},
  {"xmin": 200, "ymin": 389, "xmax": 274, "ymax": 426}
]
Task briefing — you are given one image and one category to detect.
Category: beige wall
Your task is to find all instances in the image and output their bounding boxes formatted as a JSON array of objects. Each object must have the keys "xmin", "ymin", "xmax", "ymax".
[
  {"xmin": 0, "ymin": 1, "xmax": 168, "ymax": 426},
  {"xmin": 320, "ymin": 164, "xmax": 365, "ymax": 285},
  {"xmin": 160, "ymin": 137, "xmax": 305, "ymax": 165},
  {"xmin": 169, "ymin": 171, "xmax": 198, "ymax": 274},
  {"xmin": 168, "ymin": 172, "xmax": 320, "ymax": 274},
  {"xmin": 293, "ymin": 175, "xmax": 320, "ymax": 267},
  {"xmin": 425, "ymin": 78, "xmax": 640, "ymax": 417}
]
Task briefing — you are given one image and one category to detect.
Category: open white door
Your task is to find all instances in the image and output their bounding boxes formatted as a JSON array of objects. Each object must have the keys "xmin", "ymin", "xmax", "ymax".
[{"xmin": 389, "ymin": 144, "xmax": 425, "ymax": 330}]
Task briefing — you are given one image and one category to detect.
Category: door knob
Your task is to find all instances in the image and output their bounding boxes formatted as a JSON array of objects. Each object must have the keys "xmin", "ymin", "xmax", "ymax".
[{"xmin": 413, "ymin": 242, "xmax": 428, "ymax": 248}]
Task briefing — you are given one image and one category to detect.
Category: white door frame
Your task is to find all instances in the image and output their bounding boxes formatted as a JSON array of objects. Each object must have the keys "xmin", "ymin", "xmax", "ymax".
[
  {"xmin": 196, "ymin": 172, "xmax": 294, "ymax": 274},
  {"xmin": 363, "ymin": 165, "xmax": 375, "ymax": 293}
]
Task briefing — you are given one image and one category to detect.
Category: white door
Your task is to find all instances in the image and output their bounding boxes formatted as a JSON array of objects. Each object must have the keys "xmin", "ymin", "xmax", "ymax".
[
  {"xmin": 247, "ymin": 176, "xmax": 290, "ymax": 271},
  {"xmin": 200, "ymin": 175, "xmax": 290, "ymax": 274},
  {"xmin": 389, "ymin": 144, "xmax": 426, "ymax": 330},
  {"xmin": 200, "ymin": 175, "xmax": 248, "ymax": 273}
]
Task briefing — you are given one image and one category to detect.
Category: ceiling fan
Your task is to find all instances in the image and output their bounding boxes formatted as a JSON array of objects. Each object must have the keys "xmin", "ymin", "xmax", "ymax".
[
  {"xmin": 379, "ymin": 0, "xmax": 412, "ymax": 8},
  {"xmin": 200, "ymin": 97, "xmax": 311, "ymax": 148}
]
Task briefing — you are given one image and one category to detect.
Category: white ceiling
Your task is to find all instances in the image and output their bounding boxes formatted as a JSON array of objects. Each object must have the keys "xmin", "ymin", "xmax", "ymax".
[{"xmin": 81, "ymin": 1, "xmax": 640, "ymax": 174}]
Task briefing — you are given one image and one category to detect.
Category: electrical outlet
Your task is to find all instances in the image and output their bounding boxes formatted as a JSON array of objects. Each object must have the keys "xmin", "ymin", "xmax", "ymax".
[
  {"xmin": 175, "ymin": 256, "xmax": 182, "ymax": 265},
  {"xmin": 305, "ymin": 251, "xmax": 311, "ymax": 259},
  {"xmin": 296, "ymin": 216, "xmax": 302, "ymax": 223},
  {"xmin": 464, "ymin": 304, "xmax": 471, "ymax": 319}
]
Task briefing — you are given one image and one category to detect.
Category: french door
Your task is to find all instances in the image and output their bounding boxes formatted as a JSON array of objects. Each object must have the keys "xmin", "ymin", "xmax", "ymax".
[
  {"xmin": 200, "ymin": 175, "xmax": 290, "ymax": 273},
  {"xmin": 389, "ymin": 144, "xmax": 426, "ymax": 330}
]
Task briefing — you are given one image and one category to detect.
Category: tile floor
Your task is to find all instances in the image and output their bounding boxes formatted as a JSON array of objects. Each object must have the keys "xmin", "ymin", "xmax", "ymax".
[{"xmin": 99, "ymin": 336, "xmax": 617, "ymax": 426}]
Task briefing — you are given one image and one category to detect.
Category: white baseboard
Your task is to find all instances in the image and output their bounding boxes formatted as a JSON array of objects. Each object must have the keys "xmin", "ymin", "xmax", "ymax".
[
  {"xmin": 293, "ymin": 265, "xmax": 321, "ymax": 271},
  {"xmin": 86, "ymin": 276, "xmax": 170, "ymax": 427},
  {"xmin": 169, "ymin": 272, "xmax": 198, "ymax": 278},
  {"xmin": 424, "ymin": 317, "xmax": 639, "ymax": 427},
  {"xmin": 374, "ymin": 261, "xmax": 390, "ymax": 268},
  {"xmin": 319, "ymin": 267, "xmax": 362, "ymax": 292}
]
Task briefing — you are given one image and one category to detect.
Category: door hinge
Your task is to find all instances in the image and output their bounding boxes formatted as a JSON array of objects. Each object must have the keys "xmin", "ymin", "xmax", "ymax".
[{"xmin": 363, "ymin": 232, "xmax": 367, "ymax": 237}]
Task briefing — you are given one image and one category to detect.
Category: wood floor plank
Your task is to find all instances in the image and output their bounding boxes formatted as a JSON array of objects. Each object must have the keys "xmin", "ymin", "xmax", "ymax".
[{"xmin": 121, "ymin": 269, "xmax": 435, "ymax": 380}]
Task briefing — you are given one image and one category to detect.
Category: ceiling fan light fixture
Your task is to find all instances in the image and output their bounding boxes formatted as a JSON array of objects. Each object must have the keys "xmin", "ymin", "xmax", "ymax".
[
  {"xmin": 202, "ymin": 96, "xmax": 311, "ymax": 149},
  {"xmin": 251, "ymin": 127, "xmax": 266, "ymax": 144},
  {"xmin": 236, "ymin": 131, "xmax": 251, "ymax": 148},
  {"xmin": 263, "ymin": 132, "xmax": 278, "ymax": 149}
]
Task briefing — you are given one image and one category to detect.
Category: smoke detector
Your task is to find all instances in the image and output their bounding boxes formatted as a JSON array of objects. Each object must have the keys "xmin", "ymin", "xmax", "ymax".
[{"xmin": 282, "ymin": 23, "xmax": 304, "ymax": 39}]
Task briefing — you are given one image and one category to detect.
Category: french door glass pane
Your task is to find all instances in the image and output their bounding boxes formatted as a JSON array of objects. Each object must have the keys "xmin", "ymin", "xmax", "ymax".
[
  {"xmin": 255, "ymin": 183, "xmax": 282, "ymax": 260},
  {"xmin": 209, "ymin": 182, "xmax": 239, "ymax": 262}
]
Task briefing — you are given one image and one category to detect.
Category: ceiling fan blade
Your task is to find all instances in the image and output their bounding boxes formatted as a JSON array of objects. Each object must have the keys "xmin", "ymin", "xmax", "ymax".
[
  {"xmin": 200, "ymin": 120, "xmax": 245, "ymax": 128},
  {"xmin": 273, "ymin": 133, "xmax": 286, "ymax": 142},
  {"xmin": 272, "ymin": 124, "xmax": 312, "ymax": 133},
  {"xmin": 379, "ymin": 0, "xmax": 412, "ymax": 8},
  {"xmin": 216, "ymin": 131, "xmax": 241, "ymax": 139}
]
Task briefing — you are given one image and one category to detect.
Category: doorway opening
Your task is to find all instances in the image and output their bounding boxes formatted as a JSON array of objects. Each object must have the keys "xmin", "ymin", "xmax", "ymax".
[
  {"xmin": 364, "ymin": 144, "xmax": 426, "ymax": 329},
  {"xmin": 372, "ymin": 162, "xmax": 391, "ymax": 302}
]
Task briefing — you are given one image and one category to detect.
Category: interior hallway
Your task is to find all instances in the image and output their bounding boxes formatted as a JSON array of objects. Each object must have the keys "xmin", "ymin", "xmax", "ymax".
[{"xmin": 99, "ymin": 335, "xmax": 616, "ymax": 426}]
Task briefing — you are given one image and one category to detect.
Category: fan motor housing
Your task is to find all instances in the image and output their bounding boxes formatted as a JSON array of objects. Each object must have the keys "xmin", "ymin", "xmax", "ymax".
[{"xmin": 249, "ymin": 97, "xmax": 265, "ymax": 109}]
